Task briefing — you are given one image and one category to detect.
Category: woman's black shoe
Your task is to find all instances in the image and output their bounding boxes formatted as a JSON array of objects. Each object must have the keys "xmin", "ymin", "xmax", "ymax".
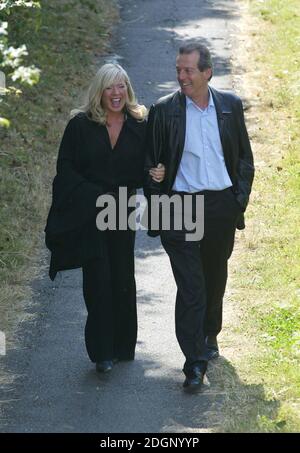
[{"xmin": 96, "ymin": 360, "xmax": 114, "ymax": 373}]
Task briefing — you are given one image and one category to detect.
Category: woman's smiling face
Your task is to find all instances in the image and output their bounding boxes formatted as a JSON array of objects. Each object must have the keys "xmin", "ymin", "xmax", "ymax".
[{"xmin": 101, "ymin": 78, "xmax": 128, "ymax": 113}]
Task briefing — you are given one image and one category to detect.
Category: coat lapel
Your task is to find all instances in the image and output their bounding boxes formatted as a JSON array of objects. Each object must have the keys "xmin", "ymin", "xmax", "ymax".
[
  {"xmin": 210, "ymin": 86, "xmax": 232, "ymax": 144},
  {"xmin": 125, "ymin": 113, "xmax": 147, "ymax": 141},
  {"xmin": 176, "ymin": 88, "xmax": 231, "ymax": 150},
  {"xmin": 176, "ymin": 91, "xmax": 186, "ymax": 160}
]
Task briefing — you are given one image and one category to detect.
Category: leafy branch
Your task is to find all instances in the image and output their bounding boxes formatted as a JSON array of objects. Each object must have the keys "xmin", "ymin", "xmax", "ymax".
[{"xmin": 0, "ymin": 0, "xmax": 41, "ymax": 127}]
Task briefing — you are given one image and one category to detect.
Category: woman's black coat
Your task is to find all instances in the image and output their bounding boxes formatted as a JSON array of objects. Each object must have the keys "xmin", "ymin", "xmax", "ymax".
[{"xmin": 45, "ymin": 112, "xmax": 146, "ymax": 280}]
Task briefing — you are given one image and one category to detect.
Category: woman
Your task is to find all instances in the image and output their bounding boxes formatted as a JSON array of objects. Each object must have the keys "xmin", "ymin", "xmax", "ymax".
[{"xmin": 45, "ymin": 63, "xmax": 164, "ymax": 373}]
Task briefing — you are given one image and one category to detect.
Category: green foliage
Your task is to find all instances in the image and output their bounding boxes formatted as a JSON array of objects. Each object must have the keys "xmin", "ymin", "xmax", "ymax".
[
  {"xmin": 260, "ymin": 304, "xmax": 300, "ymax": 352},
  {"xmin": 0, "ymin": 116, "xmax": 9, "ymax": 126},
  {"xmin": 0, "ymin": 1, "xmax": 40, "ymax": 13},
  {"xmin": 0, "ymin": 0, "xmax": 40, "ymax": 125}
]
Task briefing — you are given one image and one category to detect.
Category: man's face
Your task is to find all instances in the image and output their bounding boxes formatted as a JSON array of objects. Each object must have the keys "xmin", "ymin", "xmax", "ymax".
[{"xmin": 176, "ymin": 51, "xmax": 211, "ymax": 98}]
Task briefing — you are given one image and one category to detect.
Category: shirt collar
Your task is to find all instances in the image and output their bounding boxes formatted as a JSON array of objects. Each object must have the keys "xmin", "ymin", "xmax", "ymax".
[{"xmin": 186, "ymin": 87, "xmax": 215, "ymax": 111}]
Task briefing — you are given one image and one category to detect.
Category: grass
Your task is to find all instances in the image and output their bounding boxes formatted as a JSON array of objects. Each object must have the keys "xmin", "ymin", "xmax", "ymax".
[
  {"xmin": 0, "ymin": 0, "xmax": 118, "ymax": 352},
  {"xmin": 221, "ymin": 0, "xmax": 300, "ymax": 432}
]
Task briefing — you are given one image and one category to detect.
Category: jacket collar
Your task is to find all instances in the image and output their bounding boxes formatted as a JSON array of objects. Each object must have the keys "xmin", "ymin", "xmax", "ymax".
[
  {"xmin": 176, "ymin": 86, "xmax": 232, "ymax": 113},
  {"xmin": 178, "ymin": 89, "xmax": 186, "ymax": 112},
  {"xmin": 175, "ymin": 86, "xmax": 231, "ymax": 145},
  {"xmin": 173, "ymin": 91, "xmax": 187, "ymax": 168},
  {"xmin": 209, "ymin": 86, "xmax": 232, "ymax": 140}
]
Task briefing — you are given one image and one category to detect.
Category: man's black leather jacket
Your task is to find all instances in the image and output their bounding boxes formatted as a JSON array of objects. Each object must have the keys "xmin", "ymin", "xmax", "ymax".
[{"xmin": 144, "ymin": 87, "xmax": 255, "ymax": 231}]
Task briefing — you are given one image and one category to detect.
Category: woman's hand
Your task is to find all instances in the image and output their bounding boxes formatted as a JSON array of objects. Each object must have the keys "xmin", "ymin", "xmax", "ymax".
[{"xmin": 149, "ymin": 163, "xmax": 165, "ymax": 183}]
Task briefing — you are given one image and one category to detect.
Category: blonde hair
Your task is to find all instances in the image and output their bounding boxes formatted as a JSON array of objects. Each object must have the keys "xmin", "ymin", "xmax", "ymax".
[{"xmin": 71, "ymin": 63, "xmax": 147, "ymax": 124}]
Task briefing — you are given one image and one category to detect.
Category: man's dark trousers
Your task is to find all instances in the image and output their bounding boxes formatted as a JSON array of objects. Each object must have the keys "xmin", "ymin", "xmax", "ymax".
[{"xmin": 160, "ymin": 187, "xmax": 241, "ymax": 372}]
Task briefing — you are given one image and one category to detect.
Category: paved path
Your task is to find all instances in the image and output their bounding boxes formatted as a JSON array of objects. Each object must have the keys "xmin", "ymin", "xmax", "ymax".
[{"xmin": 1, "ymin": 0, "xmax": 240, "ymax": 433}]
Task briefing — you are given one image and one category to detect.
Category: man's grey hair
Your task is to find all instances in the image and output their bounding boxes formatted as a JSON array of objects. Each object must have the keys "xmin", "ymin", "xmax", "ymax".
[{"xmin": 178, "ymin": 43, "xmax": 213, "ymax": 80}]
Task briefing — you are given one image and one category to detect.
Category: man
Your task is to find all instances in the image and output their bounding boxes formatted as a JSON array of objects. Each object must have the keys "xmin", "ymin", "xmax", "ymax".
[{"xmin": 144, "ymin": 43, "xmax": 254, "ymax": 392}]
